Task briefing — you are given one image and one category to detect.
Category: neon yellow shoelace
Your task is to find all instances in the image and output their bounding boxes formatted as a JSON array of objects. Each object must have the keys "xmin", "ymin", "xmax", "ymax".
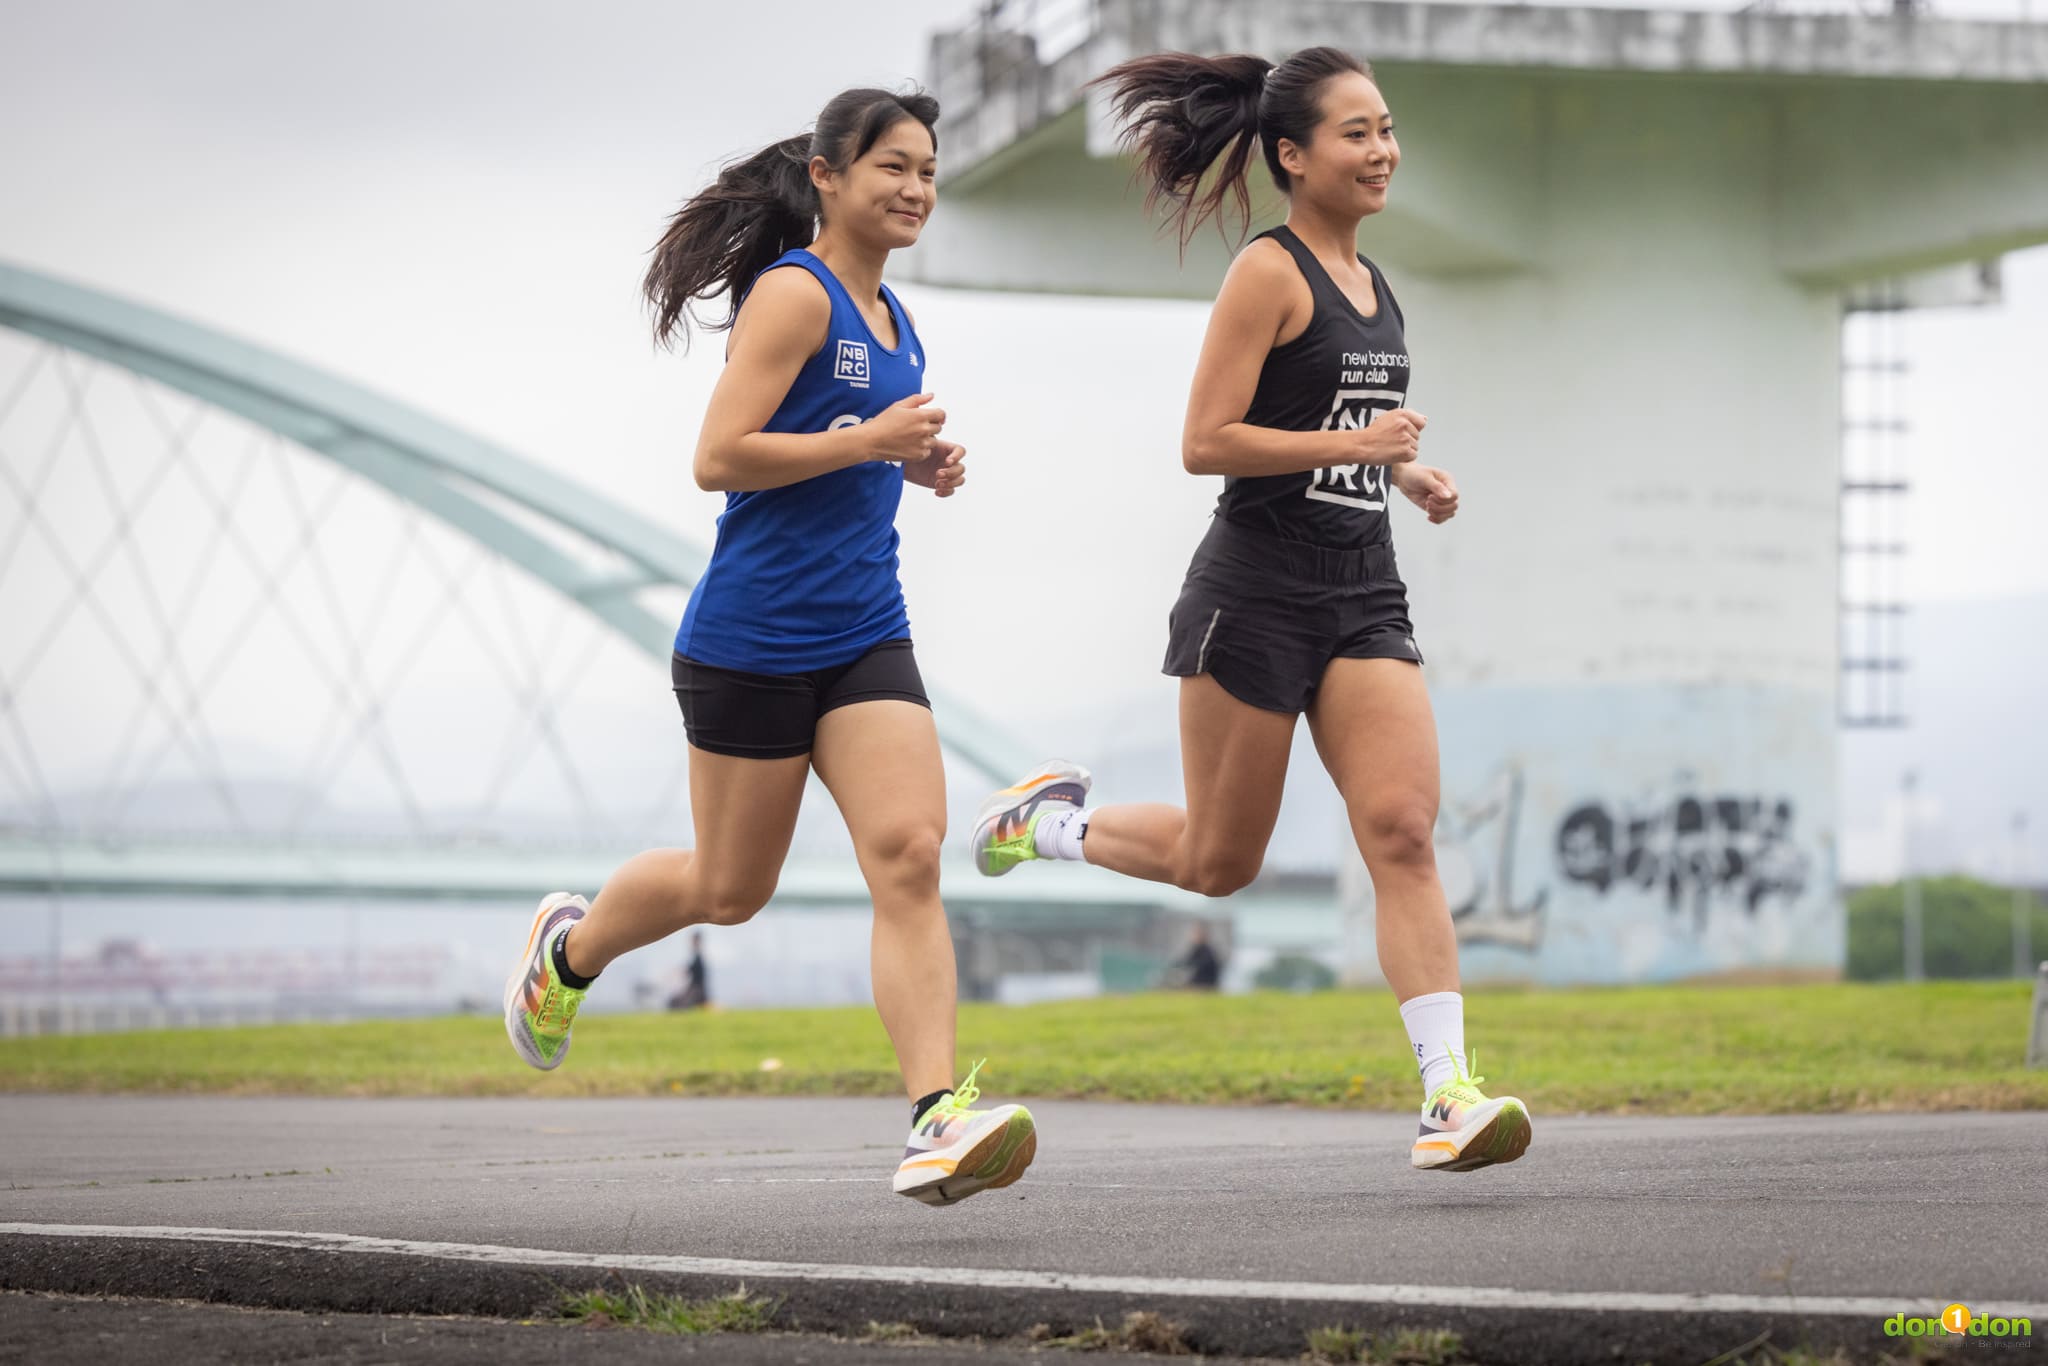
[
  {"xmin": 1430, "ymin": 1043, "xmax": 1485, "ymax": 1101},
  {"xmin": 537, "ymin": 982, "xmax": 584, "ymax": 1036},
  {"xmin": 934, "ymin": 1058, "xmax": 988, "ymax": 1117}
]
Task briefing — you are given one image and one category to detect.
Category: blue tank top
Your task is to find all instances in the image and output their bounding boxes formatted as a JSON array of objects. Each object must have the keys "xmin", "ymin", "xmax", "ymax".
[{"xmin": 675, "ymin": 250, "xmax": 926, "ymax": 673}]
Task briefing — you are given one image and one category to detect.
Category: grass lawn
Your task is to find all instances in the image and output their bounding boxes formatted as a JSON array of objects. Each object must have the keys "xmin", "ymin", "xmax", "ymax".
[{"xmin": 3, "ymin": 982, "xmax": 2042, "ymax": 1114}]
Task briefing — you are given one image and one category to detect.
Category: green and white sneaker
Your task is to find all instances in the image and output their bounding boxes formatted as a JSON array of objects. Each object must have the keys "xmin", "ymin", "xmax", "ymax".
[
  {"xmin": 892, "ymin": 1060, "xmax": 1038, "ymax": 1207},
  {"xmin": 503, "ymin": 892, "xmax": 590, "ymax": 1071},
  {"xmin": 1410, "ymin": 1048, "xmax": 1532, "ymax": 1172},
  {"xmin": 970, "ymin": 761, "xmax": 1092, "ymax": 877}
]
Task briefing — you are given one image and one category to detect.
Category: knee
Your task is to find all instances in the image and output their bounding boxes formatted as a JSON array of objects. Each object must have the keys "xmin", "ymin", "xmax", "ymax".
[
  {"xmin": 1177, "ymin": 852, "xmax": 1262, "ymax": 899},
  {"xmin": 864, "ymin": 823, "xmax": 946, "ymax": 895},
  {"xmin": 698, "ymin": 876, "xmax": 776, "ymax": 927},
  {"xmin": 1359, "ymin": 797, "xmax": 1438, "ymax": 869}
]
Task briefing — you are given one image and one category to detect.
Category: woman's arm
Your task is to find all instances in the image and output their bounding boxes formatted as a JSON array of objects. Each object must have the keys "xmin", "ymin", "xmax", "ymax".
[
  {"xmin": 1180, "ymin": 240, "xmax": 1423, "ymax": 479},
  {"xmin": 693, "ymin": 269, "xmax": 945, "ymax": 493}
]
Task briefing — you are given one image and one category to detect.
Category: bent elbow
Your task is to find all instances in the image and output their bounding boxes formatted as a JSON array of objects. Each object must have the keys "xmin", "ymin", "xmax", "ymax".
[
  {"xmin": 693, "ymin": 451, "xmax": 730, "ymax": 493},
  {"xmin": 1182, "ymin": 435, "xmax": 1218, "ymax": 477}
]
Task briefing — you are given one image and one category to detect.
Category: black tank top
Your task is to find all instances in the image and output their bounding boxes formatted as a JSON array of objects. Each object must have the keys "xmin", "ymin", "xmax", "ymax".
[{"xmin": 1215, "ymin": 225, "xmax": 1411, "ymax": 549}]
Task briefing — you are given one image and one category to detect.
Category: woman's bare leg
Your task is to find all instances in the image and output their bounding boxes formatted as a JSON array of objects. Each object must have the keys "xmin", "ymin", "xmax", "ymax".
[
  {"xmin": 1305, "ymin": 656, "xmax": 1458, "ymax": 1000},
  {"xmin": 1077, "ymin": 674, "xmax": 1298, "ymax": 897},
  {"xmin": 811, "ymin": 699, "xmax": 955, "ymax": 1099},
  {"xmin": 563, "ymin": 746, "xmax": 810, "ymax": 977}
]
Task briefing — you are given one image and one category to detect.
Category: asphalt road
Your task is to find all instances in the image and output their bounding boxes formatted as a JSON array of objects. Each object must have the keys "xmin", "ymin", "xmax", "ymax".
[{"xmin": 3, "ymin": 1097, "xmax": 2044, "ymax": 1362}]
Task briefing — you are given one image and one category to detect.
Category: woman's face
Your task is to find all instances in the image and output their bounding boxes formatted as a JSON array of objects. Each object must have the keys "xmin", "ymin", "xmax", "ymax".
[
  {"xmin": 1281, "ymin": 71, "xmax": 1399, "ymax": 219},
  {"xmin": 816, "ymin": 117, "xmax": 938, "ymax": 248}
]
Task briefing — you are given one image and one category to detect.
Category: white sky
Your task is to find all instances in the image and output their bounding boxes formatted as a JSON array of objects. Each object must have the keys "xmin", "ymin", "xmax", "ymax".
[{"xmin": 2, "ymin": 0, "xmax": 2044, "ymax": 879}]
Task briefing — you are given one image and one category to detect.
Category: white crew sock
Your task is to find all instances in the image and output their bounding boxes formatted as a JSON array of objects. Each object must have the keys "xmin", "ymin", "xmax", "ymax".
[
  {"xmin": 1398, "ymin": 991, "xmax": 1467, "ymax": 1097},
  {"xmin": 1033, "ymin": 806, "xmax": 1091, "ymax": 861}
]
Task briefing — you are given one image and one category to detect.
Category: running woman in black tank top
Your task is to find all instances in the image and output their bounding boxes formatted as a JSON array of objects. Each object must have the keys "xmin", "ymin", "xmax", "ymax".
[{"xmin": 972, "ymin": 47, "xmax": 1531, "ymax": 1173}]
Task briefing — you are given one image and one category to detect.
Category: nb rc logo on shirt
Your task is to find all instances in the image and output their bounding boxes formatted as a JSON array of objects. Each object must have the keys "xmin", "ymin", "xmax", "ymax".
[{"xmin": 834, "ymin": 339, "xmax": 871, "ymax": 388}]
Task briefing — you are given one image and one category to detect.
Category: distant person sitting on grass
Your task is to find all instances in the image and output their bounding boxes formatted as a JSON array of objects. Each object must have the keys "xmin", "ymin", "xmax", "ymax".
[{"xmin": 668, "ymin": 931, "xmax": 710, "ymax": 1010}]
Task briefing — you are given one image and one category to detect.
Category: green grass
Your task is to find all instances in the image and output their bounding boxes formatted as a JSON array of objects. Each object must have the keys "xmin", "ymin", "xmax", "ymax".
[
  {"xmin": 1028, "ymin": 1311, "xmax": 1191, "ymax": 1353},
  {"xmin": 557, "ymin": 1285, "xmax": 776, "ymax": 1334},
  {"xmin": 1308, "ymin": 1326, "xmax": 1467, "ymax": 1365},
  {"xmin": 2, "ymin": 982, "xmax": 2042, "ymax": 1114}
]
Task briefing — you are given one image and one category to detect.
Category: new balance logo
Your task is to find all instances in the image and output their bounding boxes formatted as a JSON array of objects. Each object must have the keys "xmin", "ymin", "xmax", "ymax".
[
  {"xmin": 834, "ymin": 339, "xmax": 871, "ymax": 387},
  {"xmin": 1430, "ymin": 1099, "xmax": 1456, "ymax": 1124},
  {"xmin": 999, "ymin": 786, "xmax": 1081, "ymax": 839}
]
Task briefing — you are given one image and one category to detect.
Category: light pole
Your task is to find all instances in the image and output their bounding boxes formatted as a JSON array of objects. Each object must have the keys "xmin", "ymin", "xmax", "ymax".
[
  {"xmin": 2016, "ymin": 811, "xmax": 2034, "ymax": 979},
  {"xmin": 1902, "ymin": 770, "xmax": 1922, "ymax": 982}
]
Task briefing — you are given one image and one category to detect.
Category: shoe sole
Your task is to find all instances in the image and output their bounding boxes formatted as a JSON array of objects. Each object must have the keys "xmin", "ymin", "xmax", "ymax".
[
  {"xmin": 894, "ymin": 1108, "xmax": 1038, "ymax": 1207},
  {"xmin": 1412, "ymin": 1100, "xmax": 1532, "ymax": 1172},
  {"xmin": 503, "ymin": 894, "xmax": 582, "ymax": 1072}
]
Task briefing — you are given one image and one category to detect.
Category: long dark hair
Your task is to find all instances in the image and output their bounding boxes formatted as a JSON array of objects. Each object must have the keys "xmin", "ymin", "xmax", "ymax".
[
  {"xmin": 1090, "ymin": 47, "xmax": 1372, "ymax": 250},
  {"xmin": 643, "ymin": 87, "xmax": 941, "ymax": 349}
]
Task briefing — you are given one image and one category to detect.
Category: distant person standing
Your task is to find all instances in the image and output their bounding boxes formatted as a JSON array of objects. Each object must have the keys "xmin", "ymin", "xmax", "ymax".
[
  {"xmin": 500, "ymin": 85, "xmax": 1036, "ymax": 1208},
  {"xmin": 668, "ymin": 931, "xmax": 710, "ymax": 1010},
  {"xmin": 1173, "ymin": 922, "xmax": 1223, "ymax": 991},
  {"xmin": 971, "ymin": 48, "xmax": 1530, "ymax": 1172}
]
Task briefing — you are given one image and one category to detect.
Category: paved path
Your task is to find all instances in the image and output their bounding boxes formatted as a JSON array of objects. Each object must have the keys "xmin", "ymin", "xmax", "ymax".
[{"xmin": 3, "ymin": 1097, "xmax": 2043, "ymax": 1361}]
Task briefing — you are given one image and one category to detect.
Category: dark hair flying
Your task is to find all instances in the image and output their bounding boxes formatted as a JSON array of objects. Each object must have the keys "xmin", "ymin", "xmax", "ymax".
[
  {"xmin": 1089, "ymin": 46, "xmax": 1372, "ymax": 249},
  {"xmin": 642, "ymin": 87, "xmax": 941, "ymax": 349}
]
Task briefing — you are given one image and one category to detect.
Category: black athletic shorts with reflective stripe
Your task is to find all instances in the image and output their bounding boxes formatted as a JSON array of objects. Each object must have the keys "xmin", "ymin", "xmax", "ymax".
[
  {"xmin": 1161, "ymin": 516, "xmax": 1421, "ymax": 715},
  {"xmin": 672, "ymin": 638, "xmax": 929, "ymax": 760}
]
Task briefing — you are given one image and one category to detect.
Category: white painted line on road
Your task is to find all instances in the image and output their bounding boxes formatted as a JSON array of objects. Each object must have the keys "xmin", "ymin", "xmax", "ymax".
[{"xmin": 4, "ymin": 1223, "xmax": 2043, "ymax": 1323}]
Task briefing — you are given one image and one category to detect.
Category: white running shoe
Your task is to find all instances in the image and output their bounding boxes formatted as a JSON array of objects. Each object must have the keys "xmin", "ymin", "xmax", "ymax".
[
  {"xmin": 970, "ymin": 760, "xmax": 1092, "ymax": 877},
  {"xmin": 1410, "ymin": 1049, "xmax": 1533, "ymax": 1172},
  {"xmin": 892, "ymin": 1061, "xmax": 1038, "ymax": 1207},
  {"xmin": 503, "ymin": 892, "xmax": 590, "ymax": 1071}
]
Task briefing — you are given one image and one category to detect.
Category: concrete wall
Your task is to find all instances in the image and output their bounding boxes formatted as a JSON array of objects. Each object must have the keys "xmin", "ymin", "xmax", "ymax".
[{"xmin": 1335, "ymin": 71, "xmax": 1845, "ymax": 982}]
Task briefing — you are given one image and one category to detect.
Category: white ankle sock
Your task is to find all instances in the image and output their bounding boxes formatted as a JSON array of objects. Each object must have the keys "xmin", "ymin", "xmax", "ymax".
[
  {"xmin": 1398, "ymin": 991, "xmax": 1466, "ymax": 1097},
  {"xmin": 1033, "ymin": 807, "xmax": 1091, "ymax": 861}
]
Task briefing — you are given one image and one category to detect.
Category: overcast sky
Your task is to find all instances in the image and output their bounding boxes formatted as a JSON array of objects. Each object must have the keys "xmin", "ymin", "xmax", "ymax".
[{"xmin": 2, "ymin": 0, "xmax": 2043, "ymax": 880}]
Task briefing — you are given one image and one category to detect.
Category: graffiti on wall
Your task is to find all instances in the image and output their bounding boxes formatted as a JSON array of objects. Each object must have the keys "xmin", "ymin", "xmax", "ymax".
[
  {"xmin": 1554, "ymin": 792, "xmax": 1810, "ymax": 929},
  {"xmin": 1425, "ymin": 767, "xmax": 1817, "ymax": 955},
  {"xmin": 1436, "ymin": 767, "xmax": 1547, "ymax": 951}
]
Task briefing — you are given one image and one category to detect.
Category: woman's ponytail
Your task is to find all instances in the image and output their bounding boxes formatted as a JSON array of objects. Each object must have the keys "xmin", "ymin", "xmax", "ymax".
[
  {"xmin": 1092, "ymin": 52, "xmax": 1270, "ymax": 250},
  {"xmin": 1092, "ymin": 46, "xmax": 1372, "ymax": 250},
  {"xmin": 643, "ymin": 134, "xmax": 817, "ymax": 349}
]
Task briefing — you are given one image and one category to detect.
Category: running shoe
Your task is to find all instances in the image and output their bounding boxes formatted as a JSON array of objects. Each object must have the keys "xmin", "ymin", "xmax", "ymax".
[
  {"xmin": 1410, "ymin": 1048, "xmax": 1533, "ymax": 1172},
  {"xmin": 971, "ymin": 760, "xmax": 1092, "ymax": 877},
  {"xmin": 892, "ymin": 1060, "xmax": 1038, "ymax": 1207},
  {"xmin": 503, "ymin": 892, "xmax": 590, "ymax": 1071}
]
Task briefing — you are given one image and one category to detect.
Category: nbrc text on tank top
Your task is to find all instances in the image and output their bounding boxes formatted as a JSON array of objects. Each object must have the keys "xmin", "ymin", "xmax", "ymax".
[
  {"xmin": 1218, "ymin": 224, "xmax": 1412, "ymax": 549},
  {"xmin": 677, "ymin": 249, "xmax": 929, "ymax": 673}
]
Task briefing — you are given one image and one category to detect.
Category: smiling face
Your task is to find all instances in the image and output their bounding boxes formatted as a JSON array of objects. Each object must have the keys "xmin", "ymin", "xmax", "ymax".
[
  {"xmin": 813, "ymin": 116, "xmax": 938, "ymax": 250},
  {"xmin": 1274, "ymin": 71, "xmax": 1399, "ymax": 219}
]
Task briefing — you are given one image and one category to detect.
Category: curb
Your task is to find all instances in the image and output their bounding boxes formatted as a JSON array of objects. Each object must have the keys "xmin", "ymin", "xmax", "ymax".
[{"xmin": 3, "ymin": 1229, "xmax": 2039, "ymax": 1364}]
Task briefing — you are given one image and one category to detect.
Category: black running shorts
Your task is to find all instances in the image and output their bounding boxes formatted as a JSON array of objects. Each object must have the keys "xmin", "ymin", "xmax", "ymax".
[
  {"xmin": 672, "ymin": 638, "xmax": 929, "ymax": 759},
  {"xmin": 1161, "ymin": 517, "xmax": 1422, "ymax": 715}
]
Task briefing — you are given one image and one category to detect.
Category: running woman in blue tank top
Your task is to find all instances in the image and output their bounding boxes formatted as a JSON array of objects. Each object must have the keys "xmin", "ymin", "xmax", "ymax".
[
  {"xmin": 499, "ymin": 87, "xmax": 1037, "ymax": 1207},
  {"xmin": 973, "ymin": 50, "xmax": 1532, "ymax": 1173}
]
